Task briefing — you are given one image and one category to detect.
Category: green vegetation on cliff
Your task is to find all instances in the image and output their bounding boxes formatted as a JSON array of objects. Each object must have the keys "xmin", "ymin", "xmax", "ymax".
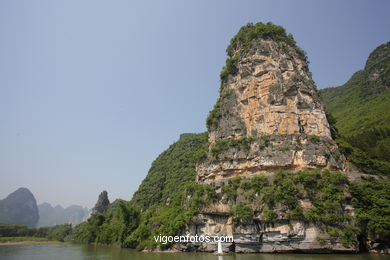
[
  {"xmin": 321, "ymin": 41, "xmax": 390, "ymax": 175},
  {"xmin": 226, "ymin": 22, "xmax": 306, "ymax": 60},
  {"xmin": 130, "ymin": 132, "xmax": 208, "ymax": 210},
  {"xmin": 349, "ymin": 178, "xmax": 390, "ymax": 242},
  {"xmin": 222, "ymin": 170, "xmax": 389, "ymax": 247},
  {"xmin": 72, "ymin": 200, "xmax": 140, "ymax": 245}
]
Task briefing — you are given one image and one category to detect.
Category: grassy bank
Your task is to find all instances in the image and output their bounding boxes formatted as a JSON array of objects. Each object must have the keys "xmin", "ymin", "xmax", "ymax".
[{"xmin": 0, "ymin": 236, "xmax": 69, "ymax": 245}]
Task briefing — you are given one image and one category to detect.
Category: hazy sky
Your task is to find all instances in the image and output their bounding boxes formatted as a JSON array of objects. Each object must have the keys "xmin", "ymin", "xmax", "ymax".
[{"xmin": 0, "ymin": 0, "xmax": 389, "ymax": 208}]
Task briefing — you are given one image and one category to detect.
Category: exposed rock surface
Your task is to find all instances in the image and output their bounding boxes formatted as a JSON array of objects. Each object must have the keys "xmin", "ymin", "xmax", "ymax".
[
  {"xmin": 197, "ymin": 134, "xmax": 344, "ymax": 183},
  {"xmin": 175, "ymin": 213, "xmax": 356, "ymax": 253},
  {"xmin": 209, "ymin": 42, "xmax": 330, "ymax": 140},
  {"xmin": 177, "ymin": 23, "xmax": 354, "ymax": 253},
  {"xmin": 199, "ymin": 23, "xmax": 345, "ymax": 184}
]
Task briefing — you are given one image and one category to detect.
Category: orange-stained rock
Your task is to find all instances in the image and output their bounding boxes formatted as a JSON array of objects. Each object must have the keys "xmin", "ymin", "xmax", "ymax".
[{"xmin": 199, "ymin": 36, "xmax": 345, "ymax": 183}]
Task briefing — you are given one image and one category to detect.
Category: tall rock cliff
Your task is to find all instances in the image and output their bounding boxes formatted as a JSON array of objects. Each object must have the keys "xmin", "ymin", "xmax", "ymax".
[
  {"xmin": 175, "ymin": 23, "xmax": 359, "ymax": 254},
  {"xmin": 198, "ymin": 23, "xmax": 345, "ymax": 183}
]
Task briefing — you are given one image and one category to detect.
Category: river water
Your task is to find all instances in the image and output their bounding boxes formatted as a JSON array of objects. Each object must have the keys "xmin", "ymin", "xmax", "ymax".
[{"xmin": 0, "ymin": 244, "xmax": 388, "ymax": 260}]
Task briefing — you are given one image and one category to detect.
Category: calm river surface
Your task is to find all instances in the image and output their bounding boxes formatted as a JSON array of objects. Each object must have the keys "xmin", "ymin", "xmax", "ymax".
[{"xmin": 0, "ymin": 244, "xmax": 389, "ymax": 260}]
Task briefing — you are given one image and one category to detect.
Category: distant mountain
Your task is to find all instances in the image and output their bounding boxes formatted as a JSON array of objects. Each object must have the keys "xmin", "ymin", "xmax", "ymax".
[
  {"xmin": 320, "ymin": 41, "xmax": 390, "ymax": 175},
  {"xmin": 37, "ymin": 202, "xmax": 89, "ymax": 227},
  {"xmin": 0, "ymin": 187, "xmax": 39, "ymax": 227}
]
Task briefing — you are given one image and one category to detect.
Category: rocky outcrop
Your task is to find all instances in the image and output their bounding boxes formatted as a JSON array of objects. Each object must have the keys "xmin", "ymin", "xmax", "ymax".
[
  {"xmin": 200, "ymin": 23, "xmax": 345, "ymax": 184},
  {"xmin": 175, "ymin": 214, "xmax": 356, "ymax": 253},
  {"xmin": 176, "ymin": 23, "xmax": 354, "ymax": 253},
  {"xmin": 197, "ymin": 134, "xmax": 344, "ymax": 183}
]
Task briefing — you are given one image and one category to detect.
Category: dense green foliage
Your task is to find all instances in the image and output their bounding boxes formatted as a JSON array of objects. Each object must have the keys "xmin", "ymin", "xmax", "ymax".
[
  {"xmin": 336, "ymin": 138, "xmax": 390, "ymax": 176},
  {"xmin": 72, "ymin": 200, "xmax": 140, "ymax": 246},
  {"xmin": 125, "ymin": 182, "xmax": 215, "ymax": 250},
  {"xmin": 321, "ymin": 41, "xmax": 390, "ymax": 175},
  {"xmin": 349, "ymin": 178, "xmax": 390, "ymax": 243},
  {"xmin": 226, "ymin": 22, "xmax": 306, "ymax": 60},
  {"xmin": 71, "ymin": 133, "xmax": 211, "ymax": 249},
  {"xmin": 130, "ymin": 133, "xmax": 208, "ymax": 210},
  {"xmin": 220, "ymin": 56, "xmax": 238, "ymax": 82},
  {"xmin": 71, "ymin": 179, "xmax": 216, "ymax": 250},
  {"xmin": 230, "ymin": 204, "xmax": 254, "ymax": 226},
  {"xmin": 211, "ymin": 136, "xmax": 255, "ymax": 157},
  {"xmin": 0, "ymin": 223, "xmax": 72, "ymax": 242},
  {"xmin": 224, "ymin": 170, "xmax": 389, "ymax": 247}
]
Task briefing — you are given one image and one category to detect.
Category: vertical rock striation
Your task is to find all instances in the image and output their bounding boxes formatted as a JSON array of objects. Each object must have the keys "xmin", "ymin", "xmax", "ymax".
[
  {"xmin": 175, "ymin": 23, "xmax": 355, "ymax": 253},
  {"xmin": 198, "ymin": 23, "xmax": 345, "ymax": 183}
]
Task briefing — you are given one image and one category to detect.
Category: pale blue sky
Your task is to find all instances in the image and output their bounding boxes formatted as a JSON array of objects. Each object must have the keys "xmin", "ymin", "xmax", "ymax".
[{"xmin": 0, "ymin": 0, "xmax": 389, "ymax": 208}]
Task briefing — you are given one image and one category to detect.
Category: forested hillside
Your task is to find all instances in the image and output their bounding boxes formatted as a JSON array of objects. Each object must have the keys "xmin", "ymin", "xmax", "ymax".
[
  {"xmin": 72, "ymin": 133, "xmax": 210, "ymax": 248},
  {"xmin": 321, "ymin": 41, "xmax": 390, "ymax": 175}
]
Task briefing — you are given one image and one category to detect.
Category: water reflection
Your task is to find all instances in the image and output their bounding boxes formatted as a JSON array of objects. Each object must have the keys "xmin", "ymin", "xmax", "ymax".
[{"xmin": 0, "ymin": 243, "xmax": 388, "ymax": 260}]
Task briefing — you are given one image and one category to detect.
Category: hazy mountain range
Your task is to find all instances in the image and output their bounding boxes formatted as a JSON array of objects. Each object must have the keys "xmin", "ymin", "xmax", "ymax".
[{"xmin": 0, "ymin": 187, "xmax": 89, "ymax": 227}]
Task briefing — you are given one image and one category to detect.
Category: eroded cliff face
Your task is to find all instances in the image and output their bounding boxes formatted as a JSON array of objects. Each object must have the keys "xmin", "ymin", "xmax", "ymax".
[
  {"xmin": 198, "ymin": 26, "xmax": 345, "ymax": 184},
  {"xmin": 176, "ymin": 23, "xmax": 354, "ymax": 253},
  {"xmin": 197, "ymin": 134, "xmax": 344, "ymax": 183},
  {"xmin": 209, "ymin": 39, "xmax": 330, "ymax": 141},
  {"xmin": 174, "ymin": 175, "xmax": 359, "ymax": 253},
  {"xmin": 175, "ymin": 214, "xmax": 355, "ymax": 253}
]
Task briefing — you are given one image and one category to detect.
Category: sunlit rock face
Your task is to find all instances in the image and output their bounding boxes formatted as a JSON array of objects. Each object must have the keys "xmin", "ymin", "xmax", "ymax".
[
  {"xmin": 197, "ymin": 29, "xmax": 345, "ymax": 183},
  {"xmin": 174, "ymin": 215, "xmax": 356, "ymax": 253},
  {"xmin": 209, "ymin": 39, "xmax": 331, "ymax": 141}
]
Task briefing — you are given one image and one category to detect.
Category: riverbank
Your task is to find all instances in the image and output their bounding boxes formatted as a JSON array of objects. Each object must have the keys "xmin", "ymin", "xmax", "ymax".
[{"xmin": 0, "ymin": 237, "xmax": 67, "ymax": 246}]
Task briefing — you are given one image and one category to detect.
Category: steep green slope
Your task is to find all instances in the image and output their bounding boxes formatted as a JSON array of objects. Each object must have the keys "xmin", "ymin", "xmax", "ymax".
[
  {"xmin": 130, "ymin": 132, "xmax": 208, "ymax": 210},
  {"xmin": 72, "ymin": 132, "xmax": 210, "ymax": 248},
  {"xmin": 321, "ymin": 41, "xmax": 390, "ymax": 174}
]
